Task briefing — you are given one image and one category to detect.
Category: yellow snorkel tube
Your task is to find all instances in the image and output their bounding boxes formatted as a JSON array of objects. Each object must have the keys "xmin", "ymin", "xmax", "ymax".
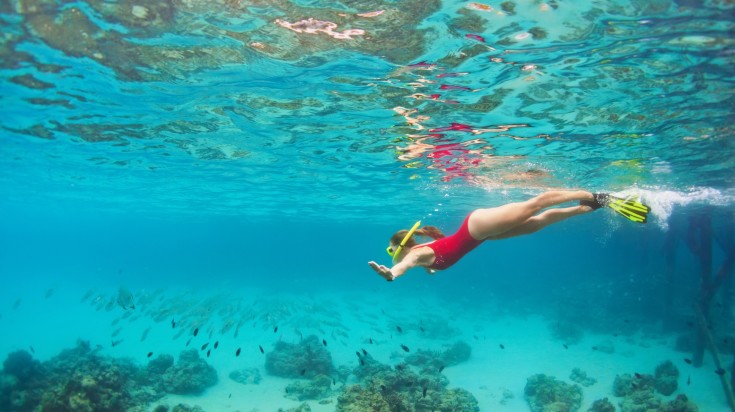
[{"xmin": 386, "ymin": 220, "xmax": 421, "ymax": 262}]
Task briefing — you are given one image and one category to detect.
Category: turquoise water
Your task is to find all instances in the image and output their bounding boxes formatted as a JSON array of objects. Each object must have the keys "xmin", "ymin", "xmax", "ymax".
[{"xmin": 1, "ymin": 0, "xmax": 734, "ymax": 411}]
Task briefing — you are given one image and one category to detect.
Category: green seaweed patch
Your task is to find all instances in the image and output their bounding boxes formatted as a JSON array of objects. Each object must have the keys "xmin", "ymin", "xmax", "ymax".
[
  {"xmin": 528, "ymin": 27, "xmax": 548, "ymax": 40},
  {"xmin": 450, "ymin": 9, "xmax": 488, "ymax": 33},
  {"xmin": 501, "ymin": 2, "xmax": 516, "ymax": 15},
  {"xmin": 436, "ymin": 44, "xmax": 490, "ymax": 67},
  {"xmin": 465, "ymin": 90, "xmax": 512, "ymax": 113}
]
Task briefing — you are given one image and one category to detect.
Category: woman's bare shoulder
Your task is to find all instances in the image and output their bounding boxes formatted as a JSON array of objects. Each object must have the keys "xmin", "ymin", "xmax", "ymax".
[{"xmin": 408, "ymin": 245, "xmax": 435, "ymax": 267}]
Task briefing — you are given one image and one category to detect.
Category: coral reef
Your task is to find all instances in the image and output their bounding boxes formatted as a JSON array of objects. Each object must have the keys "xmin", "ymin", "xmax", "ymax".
[
  {"xmin": 278, "ymin": 403, "xmax": 312, "ymax": 412},
  {"xmin": 0, "ymin": 341, "xmax": 222, "ymax": 411},
  {"xmin": 147, "ymin": 354, "xmax": 174, "ymax": 375},
  {"xmin": 653, "ymin": 360, "xmax": 678, "ymax": 396},
  {"xmin": 229, "ymin": 368, "xmax": 262, "ymax": 385},
  {"xmin": 614, "ymin": 364, "xmax": 698, "ymax": 412},
  {"xmin": 661, "ymin": 394, "xmax": 698, "ymax": 412},
  {"xmin": 161, "ymin": 350, "xmax": 217, "ymax": 395},
  {"xmin": 265, "ymin": 335, "xmax": 334, "ymax": 379},
  {"xmin": 524, "ymin": 374, "xmax": 583, "ymax": 412},
  {"xmin": 569, "ymin": 368, "xmax": 597, "ymax": 387},
  {"xmin": 337, "ymin": 356, "xmax": 478, "ymax": 412},
  {"xmin": 613, "ymin": 373, "xmax": 655, "ymax": 397},
  {"xmin": 3, "ymin": 350, "xmax": 40, "ymax": 380},
  {"xmin": 405, "ymin": 341, "xmax": 471, "ymax": 370},
  {"xmin": 588, "ymin": 398, "xmax": 615, "ymax": 412},
  {"xmin": 0, "ymin": 340, "xmax": 161, "ymax": 412},
  {"xmin": 152, "ymin": 404, "xmax": 206, "ymax": 412},
  {"xmin": 285, "ymin": 374, "xmax": 332, "ymax": 400}
]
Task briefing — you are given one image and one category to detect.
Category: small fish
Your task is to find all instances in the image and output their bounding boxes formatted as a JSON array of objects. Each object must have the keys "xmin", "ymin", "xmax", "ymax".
[
  {"xmin": 201, "ymin": 342, "xmax": 209, "ymax": 351},
  {"xmin": 80, "ymin": 289, "xmax": 95, "ymax": 303},
  {"xmin": 186, "ymin": 338, "xmax": 192, "ymax": 347},
  {"xmin": 171, "ymin": 319, "xmax": 176, "ymax": 328},
  {"xmin": 228, "ymin": 393, "xmax": 232, "ymax": 399},
  {"xmin": 300, "ymin": 369, "xmax": 306, "ymax": 376},
  {"xmin": 715, "ymin": 368, "xmax": 726, "ymax": 376},
  {"xmin": 236, "ymin": 348, "xmax": 241, "ymax": 357},
  {"xmin": 396, "ymin": 326, "xmax": 402, "ymax": 333},
  {"xmin": 285, "ymin": 388, "xmax": 289, "ymax": 394},
  {"xmin": 684, "ymin": 358, "xmax": 692, "ymax": 364},
  {"xmin": 420, "ymin": 326, "xmax": 425, "ymax": 332},
  {"xmin": 438, "ymin": 365, "xmax": 445, "ymax": 373},
  {"xmin": 465, "ymin": 33, "xmax": 486, "ymax": 42},
  {"xmin": 592, "ymin": 346, "xmax": 598, "ymax": 351},
  {"xmin": 193, "ymin": 327, "xmax": 199, "ymax": 337},
  {"xmin": 116, "ymin": 287, "xmax": 135, "ymax": 310},
  {"xmin": 422, "ymin": 387, "xmax": 428, "ymax": 397},
  {"xmin": 140, "ymin": 327, "xmax": 151, "ymax": 342},
  {"xmin": 259, "ymin": 345, "xmax": 264, "ymax": 354},
  {"xmin": 369, "ymin": 338, "xmax": 373, "ymax": 344},
  {"xmin": 634, "ymin": 373, "xmax": 642, "ymax": 379},
  {"xmin": 380, "ymin": 384, "xmax": 386, "ymax": 391},
  {"xmin": 687, "ymin": 375, "xmax": 690, "ymax": 385},
  {"xmin": 147, "ymin": 352, "xmax": 153, "ymax": 358},
  {"xmin": 360, "ymin": 359, "xmax": 365, "ymax": 366},
  {"xmin": 44, "ymin": 286, "xmax": 56, "ymax": 299},
  {"xmin": 322, "ymin": 339, "xmax": 327, "ymax": 347},
  {"xmin": 206, "ymin": 349, "xmax": 211, "ymax": 358},
  {"xmin": 499, "ymin": 344, "xmax": 505, "ymax": 349},
  {"xmin": 356, "ymin": 351, "xmax": 362, "ymax": 358},
  {"xmin": 400, "ymin": 344, "xmax": 410, "ymax": 352},
  {"xmin": 563, "ymin": 344, "xmax": 568, "ymax": 349},
  {"xmin": 29, "ymin": 346, "xmax": 35, "ymax": 354},
  {"xmin": 361, "ymin": 348, "xmax": 368, "ymax": 356},
  {"xmin": 214, "ymin": 341, "xmax": 219, "ymax": 349},
  {"xmin": 473, "ymin": 335, "xmax": 479, "ymax": 340},
  {"xmin": 111, "ymin": 339, "xmax": 123, "ymax": 347},
  {"xmin": 332, "ymin": 378, "xmax": 336, "ymax": 385},
  {"xmin": 274, "ymin": 326, "xmax": 278, "ymax": 333}
]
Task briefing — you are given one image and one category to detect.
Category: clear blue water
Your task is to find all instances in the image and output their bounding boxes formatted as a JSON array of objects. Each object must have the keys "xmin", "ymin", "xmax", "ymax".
[{"xmin": 1, "ymin": 0, "xmax": 734, "ymax": 411}]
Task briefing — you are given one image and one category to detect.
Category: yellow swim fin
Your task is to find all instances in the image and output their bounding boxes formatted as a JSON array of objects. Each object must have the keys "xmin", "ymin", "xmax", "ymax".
[
  {"xmin": 606, "ymin": 195, "xmax": 650, "ymax": 223},
  {"xmin": 582, "ymin": 193, "xmax": 650, "ymax": 223}
]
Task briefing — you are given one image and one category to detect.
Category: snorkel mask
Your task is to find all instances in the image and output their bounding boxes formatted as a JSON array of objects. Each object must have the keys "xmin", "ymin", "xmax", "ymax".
[{"xmin": 386, "ymin": 221, "xmax": 421, "ymax": 261}]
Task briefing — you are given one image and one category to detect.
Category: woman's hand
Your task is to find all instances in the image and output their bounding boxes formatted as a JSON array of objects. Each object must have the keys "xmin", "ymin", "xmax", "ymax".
[{"xmin": 368, "ymin": 261, "xmax": 396, "ymax": 281}]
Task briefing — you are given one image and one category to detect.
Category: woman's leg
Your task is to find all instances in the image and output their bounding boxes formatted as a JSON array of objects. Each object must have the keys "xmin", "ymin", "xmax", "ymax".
[
  {"xmin": 484, "ymin": 205, "xmax": 592, "ymax": 240},
  {"xmin": 468, "ymin": 190, "xmax": 593, "ymax": 239}
]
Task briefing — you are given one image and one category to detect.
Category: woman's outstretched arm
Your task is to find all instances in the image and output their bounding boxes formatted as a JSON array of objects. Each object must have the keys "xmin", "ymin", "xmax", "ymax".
[{"xmin": 368, "ymin": 254, "xmax": 420, "ymax": 281}]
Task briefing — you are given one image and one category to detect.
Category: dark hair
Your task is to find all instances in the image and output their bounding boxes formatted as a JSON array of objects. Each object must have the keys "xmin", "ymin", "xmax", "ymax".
[{"xmin": 390, "ymin": 226, "xmax": 445, "ymax": 248}]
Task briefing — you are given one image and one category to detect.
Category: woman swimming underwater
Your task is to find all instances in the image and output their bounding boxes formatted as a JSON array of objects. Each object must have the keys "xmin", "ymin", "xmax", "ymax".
[{"xmin": 368, "ymin": 190, "xmax": 649, "ymax": 281}]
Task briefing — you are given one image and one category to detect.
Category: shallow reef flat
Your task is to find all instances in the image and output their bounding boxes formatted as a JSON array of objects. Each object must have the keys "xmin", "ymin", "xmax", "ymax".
[{"xmin": 0, "ymin": 283, "xmax": 727, "ymax": 411}]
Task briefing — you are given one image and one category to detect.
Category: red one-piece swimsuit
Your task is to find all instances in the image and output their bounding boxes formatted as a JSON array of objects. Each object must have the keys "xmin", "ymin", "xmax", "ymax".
[{"xmin": 414, "ymin": 214, "xmax": 483, "ymax": 270}]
